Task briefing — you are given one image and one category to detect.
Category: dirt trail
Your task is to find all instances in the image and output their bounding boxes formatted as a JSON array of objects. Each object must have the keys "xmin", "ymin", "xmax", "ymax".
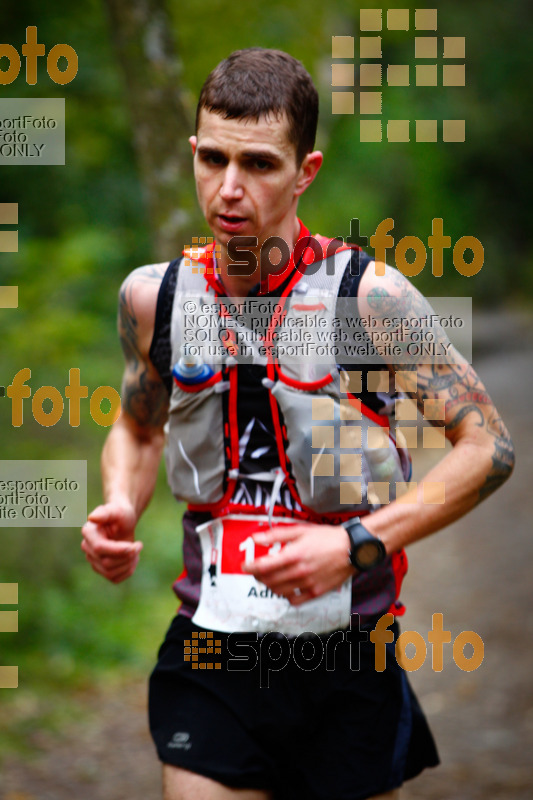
[{"xmin": 2, "ymin": 310, "xmax": 532, "ymax": 800}]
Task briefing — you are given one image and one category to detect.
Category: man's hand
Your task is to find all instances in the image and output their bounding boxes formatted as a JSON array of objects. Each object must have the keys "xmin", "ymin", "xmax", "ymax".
[
  {"xmin": 242, "ymin": 523, "xmax": 355, "ymax": 605},
  {"xmin": 81, "ymin": 502, "xmax": 142, "ymax": 584}
]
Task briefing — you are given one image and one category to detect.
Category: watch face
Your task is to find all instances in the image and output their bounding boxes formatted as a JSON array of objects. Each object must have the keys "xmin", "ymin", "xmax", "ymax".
[{"xmin": 355, "ymin": 541, "xmax": 381, "ymax": 567}]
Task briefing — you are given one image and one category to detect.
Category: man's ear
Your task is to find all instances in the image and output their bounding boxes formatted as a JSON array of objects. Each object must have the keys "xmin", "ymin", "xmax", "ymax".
[
  {"xmin": 189, "ymin": 135, "xmax": 197, "ymax": 155},
  {"xmin": 294, "ymin": 151, "xmax": 323, "ymax": 198}
]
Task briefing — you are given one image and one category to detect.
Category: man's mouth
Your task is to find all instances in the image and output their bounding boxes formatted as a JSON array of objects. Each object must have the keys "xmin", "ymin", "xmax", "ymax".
[
  {"xmin": 218, "ymin": 214, "xmax": 248, "ymax": 232},
  {"xmin": 219, "ymin": 214, "xmax": 246, "ymax": 223}
]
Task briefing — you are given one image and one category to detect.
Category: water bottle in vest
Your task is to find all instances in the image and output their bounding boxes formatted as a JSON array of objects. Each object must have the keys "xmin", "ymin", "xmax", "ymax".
[
  {"xmin": 366, "ymin": 446, "xmax": 399, "ymax": 482},
  {"xmin": 172, "ymin": 346, "xmax": 214, "ymax": 386}
]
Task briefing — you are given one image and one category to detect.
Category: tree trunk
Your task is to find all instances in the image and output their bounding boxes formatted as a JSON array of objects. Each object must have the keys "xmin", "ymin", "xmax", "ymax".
[{"xmin": 103, "ymin": 0, "xmax": 200, "ymax": 261}]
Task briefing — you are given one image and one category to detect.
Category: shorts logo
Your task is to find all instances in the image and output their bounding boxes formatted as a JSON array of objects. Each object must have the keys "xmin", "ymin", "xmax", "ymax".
[{"xmin": 167, "ymin": 731, "xmax": 192, "ymax": 750}]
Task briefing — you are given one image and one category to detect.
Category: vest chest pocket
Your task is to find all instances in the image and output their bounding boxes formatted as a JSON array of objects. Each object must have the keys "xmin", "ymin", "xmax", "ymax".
[
  {"xmin": 165, "ymin": 374, "xmax": 226, "ymax": 504},
  {"xmin": 270, "ymin": 373, "xmax": 407, "ymax": 515}
]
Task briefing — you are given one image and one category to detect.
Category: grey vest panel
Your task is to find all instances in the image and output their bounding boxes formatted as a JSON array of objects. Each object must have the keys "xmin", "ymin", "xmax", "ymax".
[
  {"xmin": 268, "ymin": 249, "xmax": 408, "ymax": 513},
  {"xmin": 165, "ymin": 258, "xmax": 226, "ymax": 504},
  {"xmin": 165, "ymin": 379, "xmax": 226, "ymax": 504},
  {"xmin": 165, "ymin": 248, "xmax": 410, "ymax": 513},
  {"xmin": 270, "ymin": 374, "xmax": 406, "ymax": 514}
]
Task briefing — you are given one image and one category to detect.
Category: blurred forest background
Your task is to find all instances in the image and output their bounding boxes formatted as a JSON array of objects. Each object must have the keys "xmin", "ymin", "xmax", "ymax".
[{"xmin": 0, "ymin": 0, "xmax": 531, "ymax": 768}]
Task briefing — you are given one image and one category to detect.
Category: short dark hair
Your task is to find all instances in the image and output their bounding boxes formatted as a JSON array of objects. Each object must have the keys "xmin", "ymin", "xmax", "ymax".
[{"xmin": 196, "ymin": 48, "xmax": 319, "ymax": 165}]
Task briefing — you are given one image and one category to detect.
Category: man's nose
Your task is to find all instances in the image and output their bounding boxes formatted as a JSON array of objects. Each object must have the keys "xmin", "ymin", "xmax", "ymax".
[{"xmin": 219, "ymin": 165, "xmax": 244, "ymax": 201}]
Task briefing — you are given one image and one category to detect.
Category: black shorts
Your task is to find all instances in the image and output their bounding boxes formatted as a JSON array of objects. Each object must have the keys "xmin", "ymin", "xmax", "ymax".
[{"xmin": 149, "ymin": 614, "xmax": 439, "ymax": 800}]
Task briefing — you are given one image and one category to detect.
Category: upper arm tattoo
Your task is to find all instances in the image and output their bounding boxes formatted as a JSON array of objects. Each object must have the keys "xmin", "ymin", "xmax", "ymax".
[
  {"xmin": 363, "ymin": 266, "xmax": 515, "ymax": 501},
  {"xmin": 118, "ymin": 265, "xmax": 169, "ymax": 430}
]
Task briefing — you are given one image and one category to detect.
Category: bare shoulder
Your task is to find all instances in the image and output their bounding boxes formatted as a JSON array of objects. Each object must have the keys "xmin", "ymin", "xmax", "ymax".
[
  {"xmin": 355, "ymin": 258, "xmax": 465, "ymax": 380},
  {"xmin": 118, "ymin": 262, "xmax": 171, "ymax": 430},
  {"xmin": 356, "ymin": 259, "xmax": 439, "ymax": 351},
  {"xmin": 119, "ymin": 262, "xmax": 169, "ymax": 361},
  {"xmin": 119, "ymin": 262, "xmax": 168, "ymax": 329},
  {"xmin": 357, "ymin": 260, "xmax": 423, "ymax": 319}
]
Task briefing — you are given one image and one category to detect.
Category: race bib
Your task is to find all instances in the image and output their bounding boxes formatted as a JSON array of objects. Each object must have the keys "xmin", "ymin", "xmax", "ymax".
[{"xmin": 192, "ymin": 515, "xmax": 352, "ymax": 635}]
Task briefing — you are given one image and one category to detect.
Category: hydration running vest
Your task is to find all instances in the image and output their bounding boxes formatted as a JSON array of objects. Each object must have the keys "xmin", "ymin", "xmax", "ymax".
[{"xmin": 151, "ymin": 222, "xmax": 411, "ymax": 621}]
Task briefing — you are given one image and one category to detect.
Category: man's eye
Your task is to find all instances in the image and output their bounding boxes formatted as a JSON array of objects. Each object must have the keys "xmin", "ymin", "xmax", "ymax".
[
  {"xmin": 254, "ymin": 159, "xmax": 272, "ymax": 170},
  {"xmin": 203, "ymin": 153, "xmax": 225, "ymax": 166}
]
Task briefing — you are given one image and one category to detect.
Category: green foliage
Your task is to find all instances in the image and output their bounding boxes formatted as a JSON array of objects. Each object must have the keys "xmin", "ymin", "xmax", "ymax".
[{"xmin": 0, "ymin": 464, "xmax": 183, "ymax": 760}]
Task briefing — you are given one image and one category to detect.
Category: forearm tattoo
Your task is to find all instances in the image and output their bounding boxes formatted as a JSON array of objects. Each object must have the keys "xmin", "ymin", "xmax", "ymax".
[{"xmin": 365, "ymin": 268, "xmax": 515, "ymax": 502}]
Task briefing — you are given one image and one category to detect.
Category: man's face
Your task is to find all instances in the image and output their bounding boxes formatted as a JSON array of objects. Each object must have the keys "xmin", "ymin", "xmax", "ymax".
[{"xmin": 189, "ymin": 109, "xmax": 321, "ymax": 250}]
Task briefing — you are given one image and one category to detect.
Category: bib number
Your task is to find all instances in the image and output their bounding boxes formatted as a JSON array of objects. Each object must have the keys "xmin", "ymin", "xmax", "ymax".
[{"xmin": 192, "ymin": 515, "xmax": 352, "ymax": 635}]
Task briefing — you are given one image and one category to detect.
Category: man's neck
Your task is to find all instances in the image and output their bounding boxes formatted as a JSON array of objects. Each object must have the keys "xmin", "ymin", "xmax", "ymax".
[{"xmin": 217, "ymin": 217, "xmax": 302, "ymax": 297}]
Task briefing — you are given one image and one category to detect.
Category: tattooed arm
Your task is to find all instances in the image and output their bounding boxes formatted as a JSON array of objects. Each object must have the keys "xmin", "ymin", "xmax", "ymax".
[
  {"xmin": 236, "ymin": 262, "xmax": 514, "ymax": 605},
  {"xmin": 355, "ymin": 261, "xmax": 515, "ymax": 553},
  {"xmin": 81, "ymin": 263, "xmax": 169, "ymax": 583}
]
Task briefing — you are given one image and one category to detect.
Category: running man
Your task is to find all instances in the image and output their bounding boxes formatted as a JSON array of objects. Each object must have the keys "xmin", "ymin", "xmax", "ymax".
[{"xmin": 82, "ymin": 49, "xmax": 515, "ymax": 800}]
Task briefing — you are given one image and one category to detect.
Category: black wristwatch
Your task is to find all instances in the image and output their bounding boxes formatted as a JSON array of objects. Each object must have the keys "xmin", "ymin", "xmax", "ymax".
[{"xmin": 342, "ymin": 517, "xmax": 386, "ymax": 572}]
